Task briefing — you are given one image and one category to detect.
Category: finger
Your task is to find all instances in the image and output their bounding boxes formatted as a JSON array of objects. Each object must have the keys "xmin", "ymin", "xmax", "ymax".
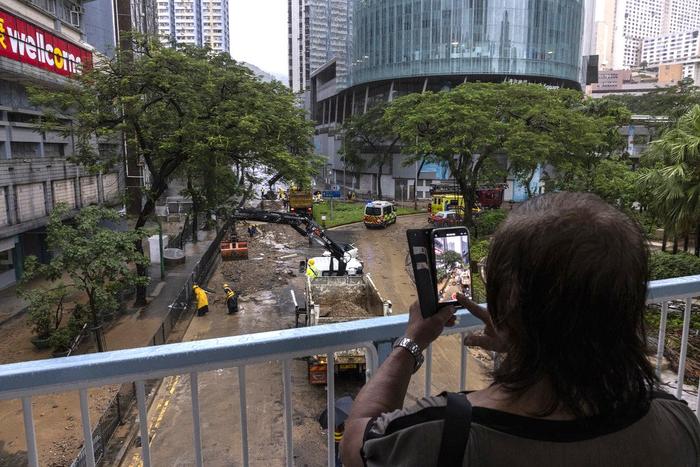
[
  {"xmin": 456, "ymin": 293, "xmax": 490, "ymax": 322},
  {"xmin": 435, "ymin": 305, "xmax": 456, "ymax": 323},
  {"xmin": 463, "ymin": 334, "xmax": 497, "ymax": 349},
  {"xmin": 445, "ymin": 316, "xmax": 457, "ymax": 327}
]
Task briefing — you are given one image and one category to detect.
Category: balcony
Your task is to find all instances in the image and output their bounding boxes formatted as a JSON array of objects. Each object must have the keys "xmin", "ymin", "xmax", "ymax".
[{"xmin": 0, "ymin": 276, "xmax": 699, "ymax": 466}]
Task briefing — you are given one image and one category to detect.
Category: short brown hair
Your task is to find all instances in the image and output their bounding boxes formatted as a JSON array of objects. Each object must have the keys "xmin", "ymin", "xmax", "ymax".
[{"xmin": 486, "ymin": 192, "xmax": 655, "ymax": 417}]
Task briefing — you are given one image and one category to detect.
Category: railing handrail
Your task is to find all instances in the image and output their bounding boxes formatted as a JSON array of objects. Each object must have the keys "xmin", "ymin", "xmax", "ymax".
[
  {"xmin": 0, "ymin": 311, "xmax": 484, "ymax": 401},
  {"xmin": 1, "ymin": 275, "xmax": 699, "ymax": 401}
]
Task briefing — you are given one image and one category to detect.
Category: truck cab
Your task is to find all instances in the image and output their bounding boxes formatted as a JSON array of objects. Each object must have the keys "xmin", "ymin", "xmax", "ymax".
[{"xmin": 363, "ymin": 201, "xmax": 397, "ymax": 228}]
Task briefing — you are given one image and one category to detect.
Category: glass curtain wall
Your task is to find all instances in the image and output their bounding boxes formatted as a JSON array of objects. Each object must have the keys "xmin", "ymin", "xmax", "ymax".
[{"xmin": 351, "ymin": 0, "xmax": 584, "ymax": 87}]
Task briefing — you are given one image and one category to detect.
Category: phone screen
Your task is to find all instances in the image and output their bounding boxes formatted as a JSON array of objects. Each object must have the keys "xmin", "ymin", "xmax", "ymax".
[{"xmin": 433, "ymin": 228, "xmax": 471, "ymax": 304}]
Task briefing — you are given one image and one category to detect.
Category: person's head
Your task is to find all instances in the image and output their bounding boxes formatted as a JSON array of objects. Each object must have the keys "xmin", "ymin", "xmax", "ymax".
[
  {"xmin": 309, "ymin": 259, "xmax": 315, "ymax": 266},
  {"xmin": 192, "ymin": 284, "xmax": 198, "ymax": 291},
  {"xmin": 486, "ymin": 192, "xmax": 654, "ymax": 418}
]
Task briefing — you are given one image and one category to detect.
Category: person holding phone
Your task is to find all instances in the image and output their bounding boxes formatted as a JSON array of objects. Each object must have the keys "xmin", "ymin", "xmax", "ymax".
[{"xmin": 341, "ymin": 192, "xmax": 700, "ymax": 467}]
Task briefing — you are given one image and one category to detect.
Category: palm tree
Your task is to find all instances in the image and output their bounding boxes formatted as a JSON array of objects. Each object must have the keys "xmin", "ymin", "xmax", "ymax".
[{"xmin": 640, "ymin": 105, "xmax": 700, "ymax": 255}]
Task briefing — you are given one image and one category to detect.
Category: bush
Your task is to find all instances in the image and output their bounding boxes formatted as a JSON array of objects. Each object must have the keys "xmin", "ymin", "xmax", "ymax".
[
  {"xmin": 474, "ymin": 209, "xmax": 507, "ymax": 237},
  {"xmin": 470, "ymin": 239, "xmax": 490, "ymax": 263},
  {"xmin": 649, "ymin": 251, "xmax": 700, "ymax": 280}
]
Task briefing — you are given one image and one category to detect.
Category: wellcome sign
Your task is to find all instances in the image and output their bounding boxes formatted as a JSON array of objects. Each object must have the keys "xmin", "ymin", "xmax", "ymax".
[{"xmin": 0, "ymin": 8, "xmax": 92, "ymax": 77}]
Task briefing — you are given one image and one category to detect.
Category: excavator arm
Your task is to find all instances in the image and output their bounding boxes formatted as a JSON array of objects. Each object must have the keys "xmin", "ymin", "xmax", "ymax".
[{"xmin": 231, "ymin": 209, "xmax": 351, "ymax": 275}]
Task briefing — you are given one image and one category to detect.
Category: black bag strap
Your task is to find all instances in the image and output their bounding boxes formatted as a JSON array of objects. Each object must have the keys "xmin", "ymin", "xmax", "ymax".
[{"xmin": 437, "ymin": 392, "xmax": 473, "ymax": 467}]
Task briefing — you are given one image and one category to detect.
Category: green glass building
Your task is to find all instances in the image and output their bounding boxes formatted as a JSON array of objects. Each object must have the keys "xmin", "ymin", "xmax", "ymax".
[{"xmin": 351, "ymin": 0, "xmax": 584, "ymax": 89}]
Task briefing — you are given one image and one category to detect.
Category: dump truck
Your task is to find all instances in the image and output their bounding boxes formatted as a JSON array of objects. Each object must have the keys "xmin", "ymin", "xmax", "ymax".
[
  {"xmin": 303, "ymin": 275, "xmax": 392, "ymax": 384},
  {"xmin": 288, "ymin": 189, "xmax": 313, "ymax": 217}
]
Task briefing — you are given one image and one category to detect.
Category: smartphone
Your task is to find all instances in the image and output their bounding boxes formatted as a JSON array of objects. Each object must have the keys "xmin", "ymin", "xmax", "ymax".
[{"xmin": 431, "ymin": 227, "xmax": 471, "ymax": 306}]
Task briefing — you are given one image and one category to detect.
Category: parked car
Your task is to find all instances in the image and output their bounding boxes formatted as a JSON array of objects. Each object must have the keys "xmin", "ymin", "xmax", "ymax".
[{"xmin": 428, "ymin": 210, "xmax": 462, "ymax": 227}]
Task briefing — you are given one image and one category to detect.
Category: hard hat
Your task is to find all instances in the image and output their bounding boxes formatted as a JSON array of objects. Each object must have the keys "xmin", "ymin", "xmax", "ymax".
[
  {"xmin": 223, "ymin": 283, "xmax": 230, "ymax": 288},
  {"xmin": 192, "ymin": 284, "xmax": 198, "ymax": 290},
  {"xmin": 308, "ymin": 259, "xmax": 315, "ymax": 266}
]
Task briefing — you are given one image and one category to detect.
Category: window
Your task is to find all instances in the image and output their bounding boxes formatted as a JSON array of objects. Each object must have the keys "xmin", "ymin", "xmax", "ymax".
[
  {"xmin": 43, "ymin": 143, "xmax": 65, "ymax": 158},
  {"xmin": 10, "ymin": 142, "xmax": 40, "ymax": 158}
]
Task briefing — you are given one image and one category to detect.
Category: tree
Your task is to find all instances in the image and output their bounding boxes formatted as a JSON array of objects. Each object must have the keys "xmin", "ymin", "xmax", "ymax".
[
  {"xmin": 340, "ymin": 103, "xmax": 400, "ymax": 199},
  {"xmin": 602, "ymin": 79, "xmax": 700, "ymax": 123},
  {"xmin": 31, "ymin": 38, "xmax": 317, "ymax": 304},
  {"xmin": 436, "ymin": 250, "xmax": 463, "ymax": 295},
  {"xmin": 639, "ymin": 105, "xmax": 700, "ymax": 255},
  {"xmin": 20, "ymin": 205, "xmax": 149, "ymax": 351},
  {"xmin": 387, "ymin": 83, "xmax": 612, "ymax": 226}
]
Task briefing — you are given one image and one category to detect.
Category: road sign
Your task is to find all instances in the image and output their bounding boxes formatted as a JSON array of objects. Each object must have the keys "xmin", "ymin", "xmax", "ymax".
[{"xmin": 322, "ymin": 190, "xmax": 341, "ymax": 198}]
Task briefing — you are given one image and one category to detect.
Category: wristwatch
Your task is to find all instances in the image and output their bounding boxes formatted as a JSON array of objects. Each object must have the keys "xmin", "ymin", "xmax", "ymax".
[{"xmin": 394, "ymin": 337, "xmax": 425, "ymax": 373}]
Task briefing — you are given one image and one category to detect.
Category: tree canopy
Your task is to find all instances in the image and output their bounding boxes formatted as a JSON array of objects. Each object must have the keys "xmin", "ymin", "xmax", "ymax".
[
  {"xmin": 386, "ymin": 83, "xmax": 624, "ymax": 226},
  {"xmin": 20, "ymin": 206, "xmax": 149, "ymax": 351},
  {"xmin": 31, "ymin": 37, "xmax": 318, "ymax": 303}
]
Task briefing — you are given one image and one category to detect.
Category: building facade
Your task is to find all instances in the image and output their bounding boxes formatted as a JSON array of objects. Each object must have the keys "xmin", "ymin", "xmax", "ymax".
[
  {"xmin": 157, "ymin": 0, "xmax": 230, "ymax": 53},
  {"xmin": 599, "ymin": 0, "xmax": 700, "ymax": 70},
  {"xmin": 641, "ymin": 29, "xmax": 700, "ymax": 82},
  {"xmin": 309, "ymin": 0, "xmax": 589, "ymax": 201},
  {"xmin": 288, "ymin": 0, "xmax": 352, "ymax": 94},
  {"xmin": 0, "ymin": 1, "xmax": 122, "ymax": 289}
]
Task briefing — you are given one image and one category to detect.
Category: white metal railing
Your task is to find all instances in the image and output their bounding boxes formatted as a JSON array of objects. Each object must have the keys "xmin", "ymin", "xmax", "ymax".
[{"xmin": 0, "ymin": 276, "xmax": 699, "ymax": 466}]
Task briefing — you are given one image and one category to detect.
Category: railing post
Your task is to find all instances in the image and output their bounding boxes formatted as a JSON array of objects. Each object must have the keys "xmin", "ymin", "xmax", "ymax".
[
  {"xmin": 326, "ymin": 354, "xmax": 336, "ymax": 467},
  {"xmin": 238, "ymin": 367, "xmax": 250, "ymax": 467},
  {"xmin": 655, "ymin": 301, "xmax": 669, "ymax": 378},
  {"xmin": 22, "ymin": 397, "xmax": 39, "ymax": 467},
  {"xmin": 282, "ymin": 360, "xmax": 294, "ymax": 467},
  {"xmin": 374, "ymin": 340, "xmax": 394, "ymax": 366},
  {"xmin": 676, "ymin": 298, "xmax": 693, "ymax": 400},
  {"xmin": 79, "ymin": 388, "xmax": 96, "ymax": 467},
  {"xmin": 191, "ymin": 372, "xmax": 203, "ymax": 467}
]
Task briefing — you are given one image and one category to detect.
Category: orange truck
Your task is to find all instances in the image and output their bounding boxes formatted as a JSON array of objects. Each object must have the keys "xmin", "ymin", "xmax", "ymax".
[{"xmin": 304, "ymin": 275, "xmax": 392, "ymax": 384}]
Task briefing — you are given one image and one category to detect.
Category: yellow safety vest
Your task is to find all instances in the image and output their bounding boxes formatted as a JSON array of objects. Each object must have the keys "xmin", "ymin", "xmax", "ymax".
[
  {"xmin": 334, "ymin": 431, "xmax": 343, "ymax": 442},
  {"xmin": 225, "ymin": 288, "xmax": 236, "ymax": 300},
  {"xmin": 306, "ymin": 265, "xmax": 319, "ymax": 279}
]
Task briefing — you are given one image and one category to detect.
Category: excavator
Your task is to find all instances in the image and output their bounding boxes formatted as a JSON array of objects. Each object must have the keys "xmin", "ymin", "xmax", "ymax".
[{"xmin": 223, "ymin": 209, "xmax": 363, "ymax": 276}]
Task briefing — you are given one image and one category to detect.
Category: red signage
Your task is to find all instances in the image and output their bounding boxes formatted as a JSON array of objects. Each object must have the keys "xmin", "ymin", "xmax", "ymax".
[{"xmin": 0, "ymin": 8, "xmax": 92, "ymax": 77}]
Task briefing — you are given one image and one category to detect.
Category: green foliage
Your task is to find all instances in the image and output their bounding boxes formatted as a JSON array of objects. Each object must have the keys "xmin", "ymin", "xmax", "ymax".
[
  {"xmin": 474, "ymin": 209, "xmax": 507, "ymax": 237},
  {"xmin": 436, "ymin": 250, "xmax": 463, "ymax": 288},
  {"xmin": 649, "ymin": 251, "xmax": 700, "ymax": 280},
  {"xmin": 639, "ymin": 105, "xmax": 700, "ymax": 237},
  {"xmin": 21, "ymin": 205, "xmax": 149, "ymax": 349},
  {"xmin": 470, "ymin": 239, "xmax": 491, "ymax": 263},
  {"xmin": 387, "ymin": 83, "xmax": 625, "ymax": 226},
  {"xmin": 29, "ymin": 37, "xmax": 318, "ymax": 302},
  {"xmin": 23, "ymin": 285, "xmax": 67, "ymax": 338},
  {"xmin": 602, "ymin": 79, "xmax": 700, "ymax": 123},
  {"xmin": 340, "ymin": 103, "xmax": 400, "ymax": 199}
]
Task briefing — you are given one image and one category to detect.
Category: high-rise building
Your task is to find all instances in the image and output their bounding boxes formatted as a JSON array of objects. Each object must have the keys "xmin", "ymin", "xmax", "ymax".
[
  {"xmin": 310, "ymin": 0, "xmax": 588, "ymax": 201},
  {"xmin": 599, "ymin": 0, "xmax": 700, "ymax": 70},
  {"xmin": 157, "ymin": 0, "xmax": 230, "ymax": 53},
  {"xmin": 642, "ymin": 30, "xmax": 700, "ymax": 80},
  {"xmin": 288, "ymin": 0, "xmax": 352, "ymax": 94}
]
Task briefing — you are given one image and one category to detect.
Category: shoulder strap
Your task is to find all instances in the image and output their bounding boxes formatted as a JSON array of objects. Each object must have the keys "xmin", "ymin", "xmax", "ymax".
[{"xmin": 437, "ymin": 392, "xmax": 473, "ymax": 467}]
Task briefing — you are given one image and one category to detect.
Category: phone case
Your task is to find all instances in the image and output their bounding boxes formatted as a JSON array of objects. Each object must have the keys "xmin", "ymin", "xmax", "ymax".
[{"xmin": 406, "ymin": 229, "xmax": 439, "ymax": 318}]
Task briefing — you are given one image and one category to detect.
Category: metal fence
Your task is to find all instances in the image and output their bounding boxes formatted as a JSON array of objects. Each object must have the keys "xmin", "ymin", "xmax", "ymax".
[
  {"xmin": 70, "ymin": 222, "xmax": 228, "ymax": 467},
  {"xmin": 3, "ymin": 276, "xmax": 691, "ymax": 467}
]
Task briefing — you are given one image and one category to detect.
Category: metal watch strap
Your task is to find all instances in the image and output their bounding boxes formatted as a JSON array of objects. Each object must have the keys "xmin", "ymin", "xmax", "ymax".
[{"xmin": 394, "ymin": 337, "xmax": 425, "ymax": 373}]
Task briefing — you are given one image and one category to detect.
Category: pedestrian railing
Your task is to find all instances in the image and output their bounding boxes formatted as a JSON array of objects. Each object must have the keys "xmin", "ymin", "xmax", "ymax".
[
  {"xmin": 2, "ymin": 276, "xmax": 699, "ymax": 467},
  {"xmin": 69, "ymin": 221, "xmax": 228, "ymax": 467}
]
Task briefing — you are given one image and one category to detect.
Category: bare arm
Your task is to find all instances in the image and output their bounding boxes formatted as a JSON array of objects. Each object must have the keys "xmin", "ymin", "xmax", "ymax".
[{"xmin": 341, "ymin": 303, "xmax": 456, "ymax": 467}]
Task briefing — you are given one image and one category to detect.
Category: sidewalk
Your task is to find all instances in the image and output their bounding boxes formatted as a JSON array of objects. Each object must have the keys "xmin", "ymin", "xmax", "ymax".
[{"xmin": 98, "ymin": 229, "xmax": 218, "ymax": 352}]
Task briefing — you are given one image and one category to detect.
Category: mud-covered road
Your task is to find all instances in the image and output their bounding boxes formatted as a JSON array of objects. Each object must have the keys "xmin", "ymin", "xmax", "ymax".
[{"xmin": 122, "ymin": 214, "xmax": 488, "ymax": 467}]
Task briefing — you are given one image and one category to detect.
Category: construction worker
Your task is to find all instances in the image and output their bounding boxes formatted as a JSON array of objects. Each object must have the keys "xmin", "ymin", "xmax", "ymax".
[
  {"xmin": 223, "ymin": 283, "xmax": 239, "ymax": 314},
  {"xmin": 192, "ymin": 284, "xmax": 210, "ymax": 317},
  {"xmin": 306, "ymin": 258, "xmax": 319, "ymax": 280},
  {"xmin": 334, "ymin": 424, "xmax": 344, "ymax": 467}
]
